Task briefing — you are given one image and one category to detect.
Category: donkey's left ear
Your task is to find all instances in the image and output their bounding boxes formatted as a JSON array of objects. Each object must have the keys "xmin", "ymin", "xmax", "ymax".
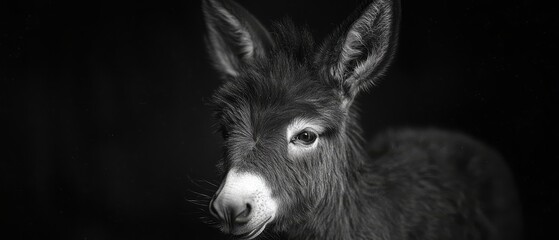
[
  {"xmin": 202, "ymin": 0, "xmax": 273, "ymax": 78},
  {"xmin": 317, "ymin": 0, "xmax": 400, "ymax": 102}
]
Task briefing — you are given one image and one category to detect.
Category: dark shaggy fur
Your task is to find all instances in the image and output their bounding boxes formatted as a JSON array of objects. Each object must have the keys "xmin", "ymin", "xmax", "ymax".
[{"xmin": 202, "ymin": 0, "xmax": 522, "ymax": 239}]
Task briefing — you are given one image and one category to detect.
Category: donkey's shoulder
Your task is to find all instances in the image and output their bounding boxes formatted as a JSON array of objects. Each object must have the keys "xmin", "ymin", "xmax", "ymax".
[{"xmin": 364, "ymin": 129, "xmax": 521, "ymax": 240}]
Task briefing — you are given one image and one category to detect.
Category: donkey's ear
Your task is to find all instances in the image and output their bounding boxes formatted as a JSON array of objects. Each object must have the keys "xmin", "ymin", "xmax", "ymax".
[
  {"xmin": 202, "ymin": 0, "xmax": 273, "ymax": 78},
  {"xmin": 317, "ymin": 0, "xmax": 400, "ymax": 102}
]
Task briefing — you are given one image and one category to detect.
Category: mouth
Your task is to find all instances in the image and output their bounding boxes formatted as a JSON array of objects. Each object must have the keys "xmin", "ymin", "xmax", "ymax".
[{"xmin": 234, "ymin": 217, "xmax": 271, "ymax": 240}]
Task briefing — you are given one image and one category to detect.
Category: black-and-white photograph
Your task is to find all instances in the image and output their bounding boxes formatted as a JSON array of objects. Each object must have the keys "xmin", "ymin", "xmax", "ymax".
[{"xmin": 2, "ymin": 0, "xmax": 557, "ymax": 239}]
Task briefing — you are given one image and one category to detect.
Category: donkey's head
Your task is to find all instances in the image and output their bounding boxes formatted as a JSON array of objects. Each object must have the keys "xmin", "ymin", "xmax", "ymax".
[{"xmin": 202, "ymin": 0, "xmax": 399, "ymax": 238}]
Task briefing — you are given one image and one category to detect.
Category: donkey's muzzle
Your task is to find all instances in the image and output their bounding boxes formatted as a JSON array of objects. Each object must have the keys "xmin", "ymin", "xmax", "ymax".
[
  {"xmin": 208, "ymin": 169, "xmax": 277, "ymax": 238},
  {"xmin": 210, "ymin": 192, "xmax": 253, "ymax": 228}
]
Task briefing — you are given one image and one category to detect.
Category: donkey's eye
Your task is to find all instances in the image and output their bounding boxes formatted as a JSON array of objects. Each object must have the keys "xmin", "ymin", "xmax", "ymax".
[{"xmin": 292, "ymin": 130, "xmax": 318, "ymax": 145}]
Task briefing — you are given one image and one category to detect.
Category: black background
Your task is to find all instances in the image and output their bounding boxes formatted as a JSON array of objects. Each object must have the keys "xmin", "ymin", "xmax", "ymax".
[{"xmin": 2, "ymin": 0, "xmax": 557, "ymax": 239}]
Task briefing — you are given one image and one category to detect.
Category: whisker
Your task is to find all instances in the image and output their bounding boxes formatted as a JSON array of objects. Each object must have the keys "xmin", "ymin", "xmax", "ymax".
[
  {"xmin": 185, "ymin": 199, "xmax": 210, "ymax": 207},
  {"xmin": 187, "ymin": 190, "xmax": 213, "ymax": 199},
  {"xmin": 199, "ymin": 179, "xmax": 218, "ymax": 187},
  {"xmin": 187, "ymin": 175, "xmax": 219, "ymax": 190}
]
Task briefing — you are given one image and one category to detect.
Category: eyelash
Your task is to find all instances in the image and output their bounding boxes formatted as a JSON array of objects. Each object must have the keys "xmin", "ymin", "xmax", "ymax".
[{"xmin": 290, "ymin": 129, "xmax": 318, "ymax": 146}]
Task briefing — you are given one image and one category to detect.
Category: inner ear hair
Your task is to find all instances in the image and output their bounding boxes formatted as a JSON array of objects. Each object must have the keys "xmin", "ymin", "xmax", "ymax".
[{"xmin": 320, "ymin": 0, "xmax": 400, "ymax": 101}]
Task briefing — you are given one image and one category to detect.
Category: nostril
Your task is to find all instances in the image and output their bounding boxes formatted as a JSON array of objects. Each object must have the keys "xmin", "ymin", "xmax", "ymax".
[{"xmin": 233, "ymin": 203, "xmax": 252, "ymax": 225}]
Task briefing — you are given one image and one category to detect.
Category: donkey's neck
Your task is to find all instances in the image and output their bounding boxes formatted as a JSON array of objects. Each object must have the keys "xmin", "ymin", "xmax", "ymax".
[{"xmin": 291, "ymin": 160, "xmax": 385, "ymax": 240}]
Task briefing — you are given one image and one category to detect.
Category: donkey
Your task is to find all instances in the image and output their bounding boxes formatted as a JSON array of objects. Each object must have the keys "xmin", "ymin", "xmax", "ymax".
[{"xmin": 201, "ymin": 0, "xmax": 522, "ymax": 239}]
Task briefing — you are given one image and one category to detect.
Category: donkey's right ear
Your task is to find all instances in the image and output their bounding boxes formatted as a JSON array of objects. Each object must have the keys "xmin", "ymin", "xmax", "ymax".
[
  {"xmin": 316, "ymin": 0, "xmax": 400, "ymax": 105},
  {"xmin": 202, "ymin": 0, "xmax": 273, "ymax": 78}
]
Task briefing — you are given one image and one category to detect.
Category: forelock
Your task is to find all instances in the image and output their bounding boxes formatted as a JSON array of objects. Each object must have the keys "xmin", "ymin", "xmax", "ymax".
[
  {"xmin": 270, "ymin": 19, "xmax": 316, "ymax": 65},
  {"xmin": 210, "ymin": 19, "xmax": 341, "ymax": 133}
]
